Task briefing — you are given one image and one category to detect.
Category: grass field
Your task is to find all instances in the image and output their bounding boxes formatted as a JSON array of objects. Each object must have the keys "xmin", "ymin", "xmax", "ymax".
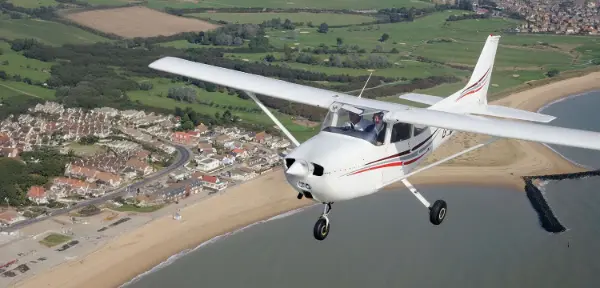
[
  {"xmin": 39, "ymin": 233, "xmax": 71, "ymax": 247},
  {"xmin": 0, "ymin": 80, "xmax": 56, "ymax": 99},
  {"xmin": 189, "ymin": 12, "xmax": 377, "ymax": 26},
  {"xmin": 224, "ymin": 52, "xmax": 472, "ymax": 79},
  {"xmin": 67, "ymin": 143, "xmax": 107, "ymax": 156},
  {"xmin": 112, "ymin": 203, "xmax": 165, "ymax": 213},
  {"xmin": 0, "ymin": 18, "xmax": 110, "ymax": 46},
  {"xmin": 0, "ymin": 41, "xmax": 54, "ymax": 82},
  {"xmin": 146, "ymin": 0, "xmax": 433, "ymax": 10},
  {"xmin": 7, "ymin": 0, "xmax": 58, "ymax": 8}
]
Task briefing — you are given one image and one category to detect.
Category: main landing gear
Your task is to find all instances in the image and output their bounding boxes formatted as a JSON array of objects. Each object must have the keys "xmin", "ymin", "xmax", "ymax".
[
  {"xmin": 313, "ymin": 203, "xmax": 332, "ymax": 241},
  {"xmin": 401, "ymin": 179, "xmax": 447, "ymax": 225}
]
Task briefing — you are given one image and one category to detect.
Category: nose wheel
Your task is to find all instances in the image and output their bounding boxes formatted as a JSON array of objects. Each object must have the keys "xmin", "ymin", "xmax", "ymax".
[{"xmin": 313, "ymin": 203, "xmax": 332, "ymax": 241}]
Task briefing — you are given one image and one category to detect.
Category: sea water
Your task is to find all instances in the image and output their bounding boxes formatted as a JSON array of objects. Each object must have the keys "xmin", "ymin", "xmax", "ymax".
[{"xmin": 125, "ymin": 91, "xmax": 600, "ymax": 288}]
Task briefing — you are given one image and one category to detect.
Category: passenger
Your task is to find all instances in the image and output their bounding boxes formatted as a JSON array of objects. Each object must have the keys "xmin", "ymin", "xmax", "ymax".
[{"xmin": 345, "ymin": 111, "xmax": 372, "ymax": 131}]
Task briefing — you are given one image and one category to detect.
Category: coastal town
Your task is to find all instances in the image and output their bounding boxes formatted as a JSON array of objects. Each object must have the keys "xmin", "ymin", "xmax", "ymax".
[
  {"xmin": 0, "ymin": 101, "xmax": 291, "ymax": 230},
  {"xmin": 480, "ymin": 0, "xmax": 600, "ymax": 35},
  {"xmin": 0, "ymin": 100, "xmax": 294, "ymax": 284}
]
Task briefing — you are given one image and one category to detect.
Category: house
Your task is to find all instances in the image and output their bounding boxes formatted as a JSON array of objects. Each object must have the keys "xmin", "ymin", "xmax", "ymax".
[
  {"xmin": 197, "ymin": 142, "xmax": 215, "ymax": 154},
  {"xmin": 52, "ymin": 177, "xmax": 99, "ymax": 196},
  {"xmin": 231, "ymin": 148, "xmax": 249, "ymax": 159},
  {"xmin": 195, "ymin": 123, "xmax": 209, "ymax": 134},
  {"xmin": 172, "ymin": 131, "xmax": 191, "ymax": 145},
  {"xmin": 0, "ymin": 210, "xmax": 26, "ymax": 226},
  {"xmin": 201, "ymin": 175, "xmax": 227, "ymax": 192},
  {"xmin": 254, "ymin": 131, "xmax": 272, "ymax": 144},
  {"xmin": 94, "ymin": 171, "xmax": 122, "ymax": 187},
  {"xmin": 230, "ymin": 168, "xmax": 257, "ymax": 181},
  {"xmin": 27, "ymin": 186, "xmax": 48, "ymax": 204},
  {"xmin": 125, "ymin": 158, "xmax": 154, "ymax": 176},
  {"xmin": 162, "ymin": 178, "xmax": 203, "ymax": 201},
  {"xmin": 0, "ymin": 147, "xmax": 19, "ymax": 158},
  {"xmin": 196, "ymin": 157, "xmax": 220, "ymax": 172},
  {"xmin": 214, "ymin": 134, "xmax": 232, "ymax": 146}
]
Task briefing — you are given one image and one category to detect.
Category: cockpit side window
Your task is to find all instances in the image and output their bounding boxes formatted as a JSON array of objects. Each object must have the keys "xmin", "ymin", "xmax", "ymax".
[
  {"xmin": 413, "ymin": 124, "xmax": 428, "ymax": 137},
  {"xmin": 391, "ymin": 123, "xmax": 412, "ymax": 143}
]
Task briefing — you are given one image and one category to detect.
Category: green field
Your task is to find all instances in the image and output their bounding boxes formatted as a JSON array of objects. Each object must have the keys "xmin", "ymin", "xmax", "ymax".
[
  {"xmin": 146, "ymin": 0, "xmax": 433, "ymax": 10},
  {"xmin": 0, "ymin": 41, "xmax": 54, "ymax": 82},
  {"xmin": 0, "ymin": 80, "xmax": 55, "ymax": 99},
  {"xmin": 112, "ymin": 203, "xmax": 165, "ymax": 213},
  {"xmin": 129, "ymin": 78, "xmax": 319, "ymax": 141},
  {"xmin": 39, "ymin": 233, "xmax": 71, "ymax": 247},
  {"xmin": 189, "ymin": 12, "xmax": 377, "ymax": 26},
  {"xmin": 7, "ymin": 0, "xmax": 58, "ymax": 8},
  {"xmin": 0, "ymin": 18, "xmax": 110, "ymax": 46},
  {"xmin": 225, "ymin": 52, "xmax": 472, "ymax": 79}
]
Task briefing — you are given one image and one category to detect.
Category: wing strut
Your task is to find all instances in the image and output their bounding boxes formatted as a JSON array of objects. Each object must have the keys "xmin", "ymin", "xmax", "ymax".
[{"xmin": 246, "ymin": 91, "xmax": 300, "ymax": 147}]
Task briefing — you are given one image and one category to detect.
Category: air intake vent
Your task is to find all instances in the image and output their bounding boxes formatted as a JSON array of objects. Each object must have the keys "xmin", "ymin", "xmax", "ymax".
[
  {"xmin": 312, "ymin": 163, "xmax": 324, "ymax": 176},
  {"xmin": 285, "ymin": 158, "xmax": 295, "ymax": 169}
]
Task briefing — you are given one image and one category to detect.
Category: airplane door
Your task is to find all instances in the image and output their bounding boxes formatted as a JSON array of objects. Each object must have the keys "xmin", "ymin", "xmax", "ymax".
[{"xmin": 382, "ymin": 122, "xmax": 413, "ymax": 185}]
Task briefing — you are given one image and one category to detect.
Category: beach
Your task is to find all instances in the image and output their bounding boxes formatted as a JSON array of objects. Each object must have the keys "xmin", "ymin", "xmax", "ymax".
[{"xmin": 12, "ymin": 71, "xmax": 600, "ymax": 288}]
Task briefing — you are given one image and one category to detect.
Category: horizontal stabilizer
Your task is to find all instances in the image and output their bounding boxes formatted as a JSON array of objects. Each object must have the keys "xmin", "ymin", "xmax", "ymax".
[
  {"xmin": 470, "ymin": 105, "xmax": 556, "ymax": 123},
  {"xmin": 398, "ymin": 93, "xmax": 444, "ymax": 106},
  {"xmin": 385, "ymin": 108, "xmax": 600, "ymax": 151}
]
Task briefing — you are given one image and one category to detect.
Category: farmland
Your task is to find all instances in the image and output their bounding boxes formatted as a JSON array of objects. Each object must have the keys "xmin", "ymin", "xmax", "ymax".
[
  {"xmin": 7, "ymin": 0, "xmax": 58, "ymax": 8},
  {"xmin": 144, "ymin": 0, "xmax": 433, "ymax": 10},
  {"xmin": 64, "ymin": 6, "xmax": 220, "ymax": 38}
]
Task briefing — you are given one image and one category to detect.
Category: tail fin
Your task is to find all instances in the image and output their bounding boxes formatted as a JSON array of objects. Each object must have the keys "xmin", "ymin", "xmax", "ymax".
[
  {"xmin": 432, "ymin": 35, "xmax": 500, "ymax": 109},
  {"xmin": 429, "ymin": 35, "xmax": 556, "ymax": 123}
]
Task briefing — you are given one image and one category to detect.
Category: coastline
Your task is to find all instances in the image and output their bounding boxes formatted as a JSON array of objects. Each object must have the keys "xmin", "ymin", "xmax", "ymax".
[{"xmin": 13, "ymin": 71, "xmax": 600, "ymax": 288}]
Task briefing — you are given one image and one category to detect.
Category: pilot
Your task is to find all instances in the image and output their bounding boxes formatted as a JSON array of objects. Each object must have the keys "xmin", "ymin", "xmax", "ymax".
[{"xmin": 346, "ymin": 111, "xmax": 372, "ymax": 131}]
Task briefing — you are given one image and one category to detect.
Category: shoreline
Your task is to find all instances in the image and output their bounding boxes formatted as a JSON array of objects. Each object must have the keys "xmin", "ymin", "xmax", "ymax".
[
  {"xmin": 537, "ymin": 91, "xmax": 595, "ymax": 170},
  {"xmin": 13, "ymin": 71, "xmax": 600, "ymax": 288}
]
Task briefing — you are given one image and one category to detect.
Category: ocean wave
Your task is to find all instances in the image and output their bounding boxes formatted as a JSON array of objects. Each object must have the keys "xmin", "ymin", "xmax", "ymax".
[{"xmin": 120, "ymin": 204, "xmax": 317, "ymax": 287}]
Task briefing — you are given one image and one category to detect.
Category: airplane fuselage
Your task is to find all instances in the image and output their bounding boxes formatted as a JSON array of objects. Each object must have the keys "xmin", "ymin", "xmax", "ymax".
[{"xmin": 283, "ymin": 126, "xmax": 455, "ymax": 203}]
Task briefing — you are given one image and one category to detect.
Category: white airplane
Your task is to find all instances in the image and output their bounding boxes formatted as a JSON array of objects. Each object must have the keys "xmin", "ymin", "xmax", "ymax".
[{"xmin": 149, "ymin": 35, "xmax": 600, "ymax": 241}]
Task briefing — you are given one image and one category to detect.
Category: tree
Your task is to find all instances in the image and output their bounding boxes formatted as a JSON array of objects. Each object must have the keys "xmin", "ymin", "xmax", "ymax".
[
  {"xmin": 318, "ymin": 23, "xmax": 329, "ymax": 33},
  {"xmin": 380, "ymin": 33, "xmax": 390, "ymax": 42},
  {"xmin": 546, "ymin": 69, "xmax": 560, "ymax": 77},
  {"xmin": 336, "ymin": 37, "xmax": 343, "ymax": 47}
]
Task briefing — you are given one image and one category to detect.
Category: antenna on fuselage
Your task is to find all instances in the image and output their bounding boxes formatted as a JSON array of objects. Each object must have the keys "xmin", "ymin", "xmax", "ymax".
[{"xmin": 357, "ymin": 71, "xmax": 373, "ymax": 98}]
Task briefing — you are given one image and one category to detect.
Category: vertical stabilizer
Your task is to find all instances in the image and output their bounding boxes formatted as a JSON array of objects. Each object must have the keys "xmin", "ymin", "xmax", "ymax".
[{"xmin": 431, "ymin": 35, "xmax": 500, "ymax": 110}]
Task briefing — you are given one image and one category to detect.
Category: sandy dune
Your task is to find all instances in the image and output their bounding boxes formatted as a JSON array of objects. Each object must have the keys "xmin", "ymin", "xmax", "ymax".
[{"xmin": 13, "ymin": 71, "xmax": 600, "ymax": 288}]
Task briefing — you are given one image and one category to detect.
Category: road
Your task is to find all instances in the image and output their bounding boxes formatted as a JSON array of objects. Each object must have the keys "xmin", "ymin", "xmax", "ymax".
[{"xmin": 3, "ymin": 143, "xmax": 193, "ymax": 232}]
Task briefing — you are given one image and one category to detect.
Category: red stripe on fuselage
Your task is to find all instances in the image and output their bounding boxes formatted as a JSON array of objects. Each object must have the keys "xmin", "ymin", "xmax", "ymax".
[{"xmin": 349, "ymin": 152, "xmax": 428, "ymax": 176}]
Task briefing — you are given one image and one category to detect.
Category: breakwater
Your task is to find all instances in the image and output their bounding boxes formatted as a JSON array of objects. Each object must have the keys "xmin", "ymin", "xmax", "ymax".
[{"xmin": 522, "ymin": 169, "xmax": 600, "ymax": 233}]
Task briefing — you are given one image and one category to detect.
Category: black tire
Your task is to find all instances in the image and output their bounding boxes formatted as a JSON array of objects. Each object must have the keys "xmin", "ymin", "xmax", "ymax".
[
  {"xmin": 429, "ymin": 200, "xmax": 447, "ymax": 225},
  {"xmin": 313, "ymin": 217, "xmax": 330, "ymax": 241}
]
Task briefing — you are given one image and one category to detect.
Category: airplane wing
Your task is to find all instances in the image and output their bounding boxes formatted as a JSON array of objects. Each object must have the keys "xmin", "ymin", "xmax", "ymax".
[
  {"xmin": 385, "ymin": 108, "xmax": 600, "ymax": 151},
  {"xmin": 148, "ymin": 57, "xmax": 405, "ymax": 111}
]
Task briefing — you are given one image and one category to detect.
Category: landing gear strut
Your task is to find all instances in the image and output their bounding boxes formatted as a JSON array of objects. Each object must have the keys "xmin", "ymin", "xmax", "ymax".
[
  {"xmin": 313, "ymin": 203, "xmax": 332, "ymax": 241},
  {"xmin": 401, "ymin": 179, "xmax": 447, "ymax": 225}
]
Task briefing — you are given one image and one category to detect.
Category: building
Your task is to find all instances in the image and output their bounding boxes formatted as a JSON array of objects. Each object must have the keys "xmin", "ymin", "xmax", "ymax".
[
  {"xmin": 162, "ymin": 178, "xmax": 203, "ymax": 201},
  {"xmin": 196, "ymin": 157, "xmax": 220, "ymax": 172},
  {"xmin": 27, "ymin": 186, "xmax": 48, "ymax": 204},
  {"xmin": 0, "ymin": 210, "xmax": 26, "ymax": 227},
  {"xmin": 201, "ymin": 175, "xmax": 227, "ymax": 192},
  {"xmin": 125, "ymin": 157, "xmax": 154, "ymax": 176},
  {"xmin": 230, "ymin": 168, "xmax": 257, "ymax": 181}
]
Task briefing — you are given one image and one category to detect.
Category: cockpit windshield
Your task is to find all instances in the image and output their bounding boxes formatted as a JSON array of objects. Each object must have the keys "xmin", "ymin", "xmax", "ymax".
[{"xmin": 321, "ymin": 102, "xmax": 387, "ymax": 146}]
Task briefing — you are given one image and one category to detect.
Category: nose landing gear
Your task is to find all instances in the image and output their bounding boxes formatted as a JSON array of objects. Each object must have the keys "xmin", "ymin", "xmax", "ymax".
[{"xmin": 313, "ymin": 203, "xmax": 332, "ymax": 241}]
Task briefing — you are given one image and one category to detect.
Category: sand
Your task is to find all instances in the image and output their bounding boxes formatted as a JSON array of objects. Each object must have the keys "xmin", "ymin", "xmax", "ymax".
[{"xmin": 13, "ymin": 71, "xmax": 600, "ymax": 288}]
